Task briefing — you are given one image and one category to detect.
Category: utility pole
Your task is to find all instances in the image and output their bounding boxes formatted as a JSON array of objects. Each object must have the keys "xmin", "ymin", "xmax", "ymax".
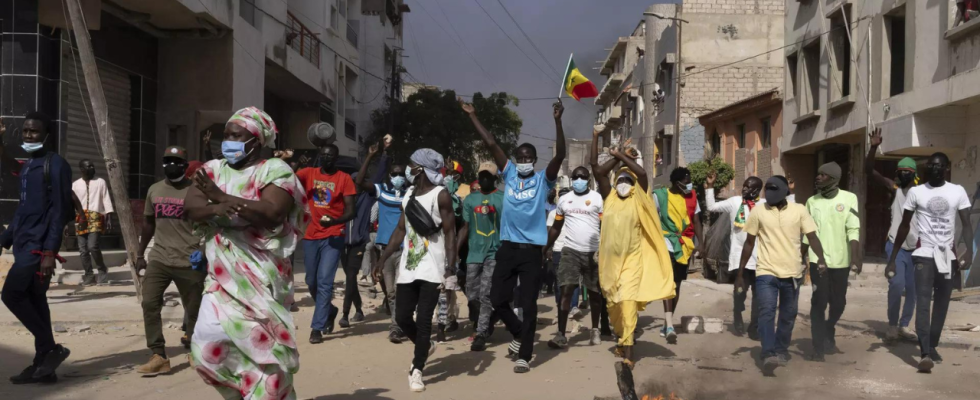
[
  {"xmin": 387, "ymin": 49, "xmax": 400, "ymax": 135},
  {"xmin": 64, "ymin": 0, "xmax": 142, "ymax": 301}
]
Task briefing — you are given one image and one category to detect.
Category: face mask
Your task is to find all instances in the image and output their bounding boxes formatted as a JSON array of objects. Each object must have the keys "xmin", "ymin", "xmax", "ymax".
[
  {"xmin": 21, "ymin": 141, "xmax": 44, "ymax": 153},
  {"xmin": 680, "ymin": 182, "xmax": 693, "ymax": 195},
  {"xmin": 896, "ymin": 171, "xmax": 915, "ymax": 187},
  {"xmin": 222, "ymin": 137, "xmax": 255, "ymax": 164},
  {"xmin": 572, "ymin": 178, "xmax": 589, "ymax": 193},
  {"xmin": 164, "ymin": 163, "xmax": 188, "ymax": 182},
  {"xmin": 765, "ymin": 187, "xmax": 787, "ymax": 205},
  {"xmin": 478, "ymin": 176, "xmax": 496, "ymax": 192},
  {"xmin": 445, "ymin": 176, "xmax": 460, "ymax": 193},
  {"xmin": 516, "ymin": 163, "xmax": 534, "ymax": 176},
  {"xmin": 390, "ymin": 176, "xmax": 406, "ymax": 188},
  {"xmin": 616, "ymin": 183, "xmax": 634, "ymax": 198},
  {"xmin": 407, "ymin": 167, "xmax": 422, "ymax": 184}
]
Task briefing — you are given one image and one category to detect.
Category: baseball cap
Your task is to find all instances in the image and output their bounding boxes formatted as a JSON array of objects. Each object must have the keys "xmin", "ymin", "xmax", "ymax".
[
  {"xmin": 163, "ymin": 146, "xmax": 188, "ymax": 160},
  {"xmin": 478, "ymin": 162, "xmax": 497, "ymax": 176}
]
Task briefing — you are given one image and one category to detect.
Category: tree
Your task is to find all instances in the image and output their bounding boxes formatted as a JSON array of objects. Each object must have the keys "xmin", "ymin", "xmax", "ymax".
[
  {"xmin": 369, "ymin": 89, "xmax": 521, "ymax": 182},
  {"xmin": 689, "ymin": 157, "xmax": 735, "ymax": 191}
]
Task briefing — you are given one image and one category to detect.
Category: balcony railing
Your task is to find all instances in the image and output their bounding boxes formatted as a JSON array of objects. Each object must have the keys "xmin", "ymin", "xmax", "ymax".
[{"xmin": 287, "ymin": 13, "xmax": 320, "ymax": 68}]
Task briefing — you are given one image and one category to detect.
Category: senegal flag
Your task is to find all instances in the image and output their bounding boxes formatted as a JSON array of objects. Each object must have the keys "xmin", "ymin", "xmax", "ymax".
[{"xmin": 561, "ymin": 54, "xmax": 599, "ymax": 101}]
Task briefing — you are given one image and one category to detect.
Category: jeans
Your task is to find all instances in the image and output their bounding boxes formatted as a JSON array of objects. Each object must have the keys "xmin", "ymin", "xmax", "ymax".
[
  {"xmin": 491, "ymin": 241, "xmax": 544, "ymax": 362},
  {"xmin": 341, "ymin": 243, "xmax": 366, "ymax": 318},
  {"xmin": 885, "ymin": 241, "xmax": 916, "ymax": 327},
  {"xmin": 77, "ymin": 232, "xmax": 107, "ymax": 275},
  {"xmin": 809, "ymin": 265, "xmax": 849, "ymax": 354},
  {"xmin": 395, "ymin": 280, "xmax": 440, "ymax": 372},
  {"xmin": 465, "ymin": 258, "xmax": 498, "ymax": 335},
  {"xmin": 380, "ymin": 248, "xmax": 403, "ymax": 333},
  {"xmin": 438, "ymin": 290, "xmax": 458, "ymax": 325},
  {"xmin": 756, "ymin": 274, "xmax": 800, "ymax": 359},
  {"xmin": 304, "ymin": 237, "xmax": 344, "ymax": 330},
  {"xmin": 733, "ymin": 269, "xmax": 758, "ymax": 332},
  {"xmin": 913, "ymin": 256, "xmax": 955, "ymax": 358},
  {"xmin": 141, "ymin": 260, "xmax": 206, "ymax": 356},
  {"xmin": 1, "ymin": 252, "xmax": 55, "ymax": 365}
]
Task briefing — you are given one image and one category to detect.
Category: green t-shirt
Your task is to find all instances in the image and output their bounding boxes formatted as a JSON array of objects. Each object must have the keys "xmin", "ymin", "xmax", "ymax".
[
  {"xmin": 144, "ymin": 180, "xmax": 200, "ymax": 268},
  {"xmin": 803, "ymin": 190, "xmax": 860, "ymax": 269},
  {"xmin": 462, "ymin": 190, "xmax": 504, "ymax": 264}
]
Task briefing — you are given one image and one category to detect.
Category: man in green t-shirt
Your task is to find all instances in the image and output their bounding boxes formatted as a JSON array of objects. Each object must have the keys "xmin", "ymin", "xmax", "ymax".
[
  {"xmin": 803, "ymin": 162, "xmax": 861, "ymax": 362},
  {"xmin": 458, "ymin": 163, "xmax": 504, "ymax": 352},
  {"xmin": 134, "ymin": 146, "xmax": 205, "ymax": 376}
]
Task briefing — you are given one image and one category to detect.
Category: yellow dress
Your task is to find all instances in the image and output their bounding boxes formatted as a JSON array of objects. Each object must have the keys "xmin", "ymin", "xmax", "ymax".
[{"xmin": 599, "ymin": 172, "xmax": 675, "ymax": 346}]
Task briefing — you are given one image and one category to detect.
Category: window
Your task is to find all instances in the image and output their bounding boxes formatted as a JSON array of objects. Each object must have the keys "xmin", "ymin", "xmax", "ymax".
[
  {"xmin": 663, "ymin": 135, "xmax": 673, "ymax": 167},
  {"xmin": 736, "ymin": 124, "xmax": 746, "ymax": 148},
  {"xmin": 345, "ymin": 119, "xmax": 356, "ymax": 140},
  {"xmin": 320, "ymin": 101, "xmax": 335, "ymax": 127},
  {"xmin": 711, "ymin": 131, "xmax": 721, "ymax": 158},
  {"xmin": 786, "ymin": 52, "xmax": 799, "ymax": 100},
  {"xmin": 241, "ymin": 0, "xmax": 257, "ymax": 27},
  {"xmin": 829, "ymin": 6, "xmax": 852, "ymax": 100},
  {"xmin": 950, "ymin": 0, "xmax": 980, "ymax": 29},
  {"xmin": 884, "ymin": 9, "xmax": 907, "ymax": 97},
  {"xmin": 760, "ymin": 117, "xmax": 772, "ymax": 148},
  {"xmin": 659, "ymin": 63, "xmax": 674, "ymax": 97},
  {"xmin": 801, "ymin": 42, "xmax": 820, "ymax": 114}
]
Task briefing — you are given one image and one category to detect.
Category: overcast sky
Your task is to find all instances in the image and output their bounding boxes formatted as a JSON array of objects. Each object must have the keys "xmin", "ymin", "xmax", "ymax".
[{"xmin": 401, "ymin": 0, "xmax": 678, "ymax": 167}]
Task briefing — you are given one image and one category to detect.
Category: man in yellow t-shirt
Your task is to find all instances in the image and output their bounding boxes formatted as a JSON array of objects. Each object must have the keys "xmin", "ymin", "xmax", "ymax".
[{"xmin": 736, "ymin": 176, "xmax": 827, "ymax": 375}]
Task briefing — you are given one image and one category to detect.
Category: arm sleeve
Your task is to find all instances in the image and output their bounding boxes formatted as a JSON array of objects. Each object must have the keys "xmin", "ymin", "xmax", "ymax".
[
  {"xmin": 296, "ymin": 167, "xmax": 310, "ymax": 183},
  {"xmin": 957, "ymin": 186, "xmax": 973, "ymax": 210},
  {"xmin": 44, "ymin": 160, "xmax": 73, "ymax": 252},
  {"xmin": 501, "ymin": 161, "xmax": 514, "ymax": 180},
  {"xmin": 102, "ymin": 180, "xmax": 115, "ymax": 214},
  {"xmin": 744, "ymin": 212, "xmax": 760, "ymax": 236},
  {"xmin": 845, "ymin": 196, "xmax": 861, "ymax": 241},
  {"xmin": 341, "ymin": 174, "xmax": 357, "ymax": 197},
  {"xmin": 800, "ymin": 208, "xmax": 818, "ymax": 235}
]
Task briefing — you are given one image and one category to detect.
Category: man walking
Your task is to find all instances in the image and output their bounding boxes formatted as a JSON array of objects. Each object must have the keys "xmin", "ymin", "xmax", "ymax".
[
  {"xmin": 459, "ymin": 163, "xmax": 504, "ymax": 351},
  {"xmin": 297, "ymin": 144, "xmax": 357, "ymax": 344},
  {"xmin": 343, "ymin": 142, "xmax": 388, "ymax": 329},
  {"xmin": 737, "ymin": 176, "xmax": 827, "ymax": 375},
  {"xmin": 545, "ymin": 166, "xmax": 604, "ymax": 348},
  {"xmin": 356, "ymin": 142, "xmax": 408, "ymax": 343},
  {"xmin": 1, "ymin": 112, "xmax": 73, "ymax": 384},
  {"xmin": 436, "ymin": 161, "xmax": 465, "ymax": 341},
  {"xmin": 887, "ymin": 152, "xmax": 973, "ymax": 372},
  {"xmin": 804, "ymin": 162, "xmax": 861, "ymax": 361},
  {"xmin": 134, "ymin": 146, "xmax": 205, "ymax": 376},
  {"xmin": 865, "ymin": 128, "xmax": 919, "ymax": 342},
  {"xmin": 704, "ymin": 174, "xmax": 764, "ymax": 339},
  {"xmin": 653, "ymin": 167, "xmax": 704, "ymax": 344},
  {"xmin": 72, "ymin": 159, "xmax": 115, "ymax": 285},
  {"xmin": 462, "ymin": 98, "xmax": 566, "ymax": 373}
]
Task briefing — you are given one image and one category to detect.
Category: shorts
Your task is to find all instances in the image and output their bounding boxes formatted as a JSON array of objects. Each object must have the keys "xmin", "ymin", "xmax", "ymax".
[
  {"xmin": 557, "ymin": 248, "xmax": 599, "ymax": 292},
  {"xmin": 672, "ymin": 259, "xmax": 689, "ymax": 283}
]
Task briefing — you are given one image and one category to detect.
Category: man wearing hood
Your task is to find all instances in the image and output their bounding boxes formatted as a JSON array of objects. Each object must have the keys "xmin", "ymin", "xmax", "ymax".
[
  {"xmin": 803, "ymin": 162, "xmax": 861, "ymax": 362},
  {"xmin": 865, "ymin": 128, "xmax": 920, "ymax": 342}
]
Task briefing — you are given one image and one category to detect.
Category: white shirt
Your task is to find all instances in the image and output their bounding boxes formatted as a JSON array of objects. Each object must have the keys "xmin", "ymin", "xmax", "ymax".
[
  {"xmin": 72, "ymin": 177, "xmax": 114, "ymax": 214},
  {"xmin": 704, "ymin": 189, "xmax": 796, "ymax": 271},
  {"xmin": 547, "ymin": 209, "xmax": 567, "ymax": 252},
  {"xmin": 555, "ymin": 190, "xmax": 604, "ymax": 252},
  {"xmin": 397, "ymin": 186, "xmax": 447, "ymax": 285},
  {"xmin": 903, "ymin": 182, "xmax": 972, "ymax": 277}
]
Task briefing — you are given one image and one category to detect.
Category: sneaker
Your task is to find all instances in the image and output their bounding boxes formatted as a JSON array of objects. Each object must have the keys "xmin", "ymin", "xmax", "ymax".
[
  {"xmin": 325, "ymin": 305, "xmax": 339, "ymax": 334},
  {"xmin": 33, "ymin": 345, "xmax": 70, "ymax": 379},
  {"xmin": 886, "ymin": 326, "xmax": 900, "ymax": 341},
  {"xmin": 733, "ymin": 321, "xmax": 746, "ymax": 337},
  {"xmin": 929, "ymin": 349, "xmax": 943, "ymax": 364},
  {"xmin": 471, "ymin": 334, "xmax": 487, "ymax": 352},
  {"xmin": 763, "ymin": 356, "xmax": 779, "ymax": 374},
  {"xmin": 10, "ymin": 365, "xmax": 57, "ymax": 384},
  {"xmin": 513, "ymin": 359, "xmax": 530, "ymax": 373},
  {"xmin": 777, "ymin": 353, "xmax": 790, "ymax": 367},
  {"xmin": 351, "ymin": 311, "xmax": 365, "ymax": 323},
  {"xmin": 388, "ymin": 330, "xmax": 404, "ymax": 344},
  {"xmin": 899, "ymin": 326, "xmax": 918, "ymax": 341},
  {"xmin": 547, "ymin": 333, "xmax": 568, "ymax": 349},
  {"xmin": 917, "ymin": 356, "xmax": 934, "ymax": 373},
  {"xmin": 81, "ymin": 274, "xmax": 97, "ymax": 286},
  {"xmin": 589, "ymin": 328, "xmax": 602, "ymax": 346},
  {"xmin": 808, "ymin": 352, "xmax": 825, "ymax": 362},
  {"xmin": 408, "ymin": 368, "xmax": 425, "ymax": 392},
  {"xmin": 135, "ymin": 354, "xmax": 172, "ymax": 377},
  {"xmin": 446, "ymin": 320, "xmax": 459, "ymax": 333},
  {"xmin": 309, "ymin": 330, "xmax": 323, "ymax": 344},
  {"xmin": 339, "ymin": 317, "xmax": 350, "ymax": 329},
  {"xmin": 97, "ymin": 270, "xmax": 109, "ymax": 285},
  {"xmin": 665, "ymin": 327, "xmax": 678, "ymax": 345},
  {"xmin": 180, "ymin": 334, "xmax": 191, "ymax": 349},
  {"xmin": 748, "ymin": 329, "xmax": 760, "ymax": 341},
  {"xmin": 660, "ymin": 326, "xmax": 667, "ymax": 338},
  {"xmin": 568, "ymin": 307, "xmax": 583, "ymax": 320},
  {"xmin": 507, "ymin": 340, "xmax": 521, "ymax": 357}
]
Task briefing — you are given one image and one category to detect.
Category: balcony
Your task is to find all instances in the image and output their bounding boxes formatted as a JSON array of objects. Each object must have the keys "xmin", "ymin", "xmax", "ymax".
[
  {"xmin": 598, "ymin": 104, "xmax": 624, "ymax": 129},
  {"xmin": 599, "ymin": 37, "xmax": 628, "ymax": 75},
  {"xmin": 596, "ymin": 72, "xmax": 626, "ymax": 105},
  {"xmin": 347, "ymin": 19, "xmax": 360, "ymax": 47},
  {"xmin": 287, "ymin": 12, "xmax": 320, "ymax": 68}
]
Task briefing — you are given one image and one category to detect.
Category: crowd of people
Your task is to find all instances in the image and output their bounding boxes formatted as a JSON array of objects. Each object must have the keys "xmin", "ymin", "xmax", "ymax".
[{"xmin": 0, "ymin": 105, "xmax": 974, "ymax": 396}]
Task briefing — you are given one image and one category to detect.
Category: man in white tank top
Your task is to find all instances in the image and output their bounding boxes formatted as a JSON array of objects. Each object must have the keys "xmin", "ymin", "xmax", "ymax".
[
  {"xmin": 372, "ymin": 149, "xmax": 457, "ymax": 393},
  {"xmin": 866, "ymin": 128, "xmax": 919, "ymax": 342}
]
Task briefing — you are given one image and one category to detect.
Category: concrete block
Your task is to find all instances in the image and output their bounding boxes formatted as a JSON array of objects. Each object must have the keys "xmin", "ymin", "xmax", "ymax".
[
  {"xmin": 680, "ymin": 316, "xmax": 706, "ymax": 334},
  {"xmin": 703, "ymin": 318, "xmax": 725, "ymax": 334},
  {"xmin": 53, "ymin": 324, "xmax": 68, "ymax": 333}
]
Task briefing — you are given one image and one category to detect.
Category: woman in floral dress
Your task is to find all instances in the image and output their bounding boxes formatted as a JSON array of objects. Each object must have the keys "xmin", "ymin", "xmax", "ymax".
[{"xmin": 185, "ymin": 107, "xmax": 306, "ymax": 399}]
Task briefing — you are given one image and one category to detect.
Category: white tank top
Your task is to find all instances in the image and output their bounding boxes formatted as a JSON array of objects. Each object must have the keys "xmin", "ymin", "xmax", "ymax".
[
  {"xmin": 888, "ymin": 186, "xmax": 918, "ymax": 251},
  {"xmin": 397, "ymin": 186, "xmax": 447, "ymax": 285}
]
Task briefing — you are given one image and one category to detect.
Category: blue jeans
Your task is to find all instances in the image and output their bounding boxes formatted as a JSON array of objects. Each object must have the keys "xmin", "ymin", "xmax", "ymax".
[
  {"xmin": 884, "ymin": 240, "xmax": 915, "ymax": 327},
  {"xmin": 756, "ymin": 275, "xmax": 800, "ymax": 359},
  {"xmin": 304, "ymin": 237, "xmax": 344, "ymax": 330}
]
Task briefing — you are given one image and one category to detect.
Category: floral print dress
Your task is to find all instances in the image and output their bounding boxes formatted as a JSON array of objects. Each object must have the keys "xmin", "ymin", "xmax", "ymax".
[{"xmin": 191, "ymin": 158, "xmax": 307, "ymax": 400}]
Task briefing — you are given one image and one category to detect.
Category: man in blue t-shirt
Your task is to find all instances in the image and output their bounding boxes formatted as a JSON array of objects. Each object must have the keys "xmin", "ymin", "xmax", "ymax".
[
  {"xmin": 462, "ymin": 98, "xmax": 566, "ymax": 373},
  {"xmin": 356, "ymin": 143, "xmax": 409, "ymax": 343}
]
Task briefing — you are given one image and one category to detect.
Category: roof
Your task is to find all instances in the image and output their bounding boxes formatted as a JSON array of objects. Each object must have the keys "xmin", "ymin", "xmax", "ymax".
[{"xmin": 698, "ymin": 88, "xmax": 782, "ymax": 123}]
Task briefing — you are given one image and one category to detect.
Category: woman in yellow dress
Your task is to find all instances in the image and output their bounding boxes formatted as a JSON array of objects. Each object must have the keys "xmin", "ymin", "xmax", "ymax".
[{"xmin": 590, "ymin": 128, "xmax": 676, "ymax": 368}]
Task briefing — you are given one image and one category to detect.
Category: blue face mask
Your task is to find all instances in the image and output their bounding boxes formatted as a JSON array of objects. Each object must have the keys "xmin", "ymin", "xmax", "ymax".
[
  {"xmin": 390, "ymin": 175, "xmax": 406, "ymax": 189},
  {"xmin": 21, "ymin": 141, "xmax": 44, "ymax": 153},
  {"xmin": 222, "ymin": 137, "xmax": 255, "ymax": 164},
  {"xmin": 572, "ymin": 178, "xmax": 589, "ymax": 193}
]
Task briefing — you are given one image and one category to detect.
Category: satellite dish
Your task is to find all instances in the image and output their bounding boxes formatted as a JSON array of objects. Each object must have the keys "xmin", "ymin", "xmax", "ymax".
[{"xmin": 307, "ymin": 122, "xmax": 336, "ymax": 147}]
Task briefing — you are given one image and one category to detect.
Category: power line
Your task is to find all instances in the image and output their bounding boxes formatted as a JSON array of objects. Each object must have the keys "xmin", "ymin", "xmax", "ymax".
[
  {"xmin": 407, "ymin": 19, "xmax": 430, "ymax": 83},
  {"xmin": 471, "ymin": 0, "xmax": 559, "ymax": 86},
  {"xmin": 413, "ymin": 0, "xmax": 499, "ymax": 89},
  {"xmin": 494, "ymin": 0, "xmax": 562, "ymax": 77}
]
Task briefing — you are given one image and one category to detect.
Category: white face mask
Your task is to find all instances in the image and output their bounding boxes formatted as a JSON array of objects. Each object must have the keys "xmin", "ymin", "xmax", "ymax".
[
  {"xmin": 407, "ymin": 167, "xmax": 422, "ymax": 184},
  {"xmin": 616, "ymin": 183, "xmax": 634, "ymax": 198},
  {"xmin": 516, "ymin": 163, "xmax": 534, "ymax": 176}
]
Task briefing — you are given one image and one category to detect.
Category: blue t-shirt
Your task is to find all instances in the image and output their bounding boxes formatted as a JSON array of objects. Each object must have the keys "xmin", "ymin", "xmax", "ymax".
[
  {"xmin": 500, "ymin": 161, "xmax": 556, "ymax": 246},
  {"xmin": 374, "ymin": 182, "xmax": 405, "ymax": 246}
]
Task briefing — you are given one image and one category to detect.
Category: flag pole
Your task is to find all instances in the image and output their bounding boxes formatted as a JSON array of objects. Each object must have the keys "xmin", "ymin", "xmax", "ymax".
[{"xmin": 558, "ymin": 53, "xmax": 573, "ymax": 98}]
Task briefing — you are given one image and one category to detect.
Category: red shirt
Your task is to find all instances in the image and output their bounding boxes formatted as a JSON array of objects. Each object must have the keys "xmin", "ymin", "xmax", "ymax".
[{"xmin": 297, "ymin": 167, "xmax": 356, "ymax": 240}]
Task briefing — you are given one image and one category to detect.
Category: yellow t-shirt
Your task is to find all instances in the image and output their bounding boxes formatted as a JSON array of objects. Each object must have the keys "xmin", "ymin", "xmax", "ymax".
[{"xmin": 744, "ymin": 202, "xmax": 818, "ymax": 278}]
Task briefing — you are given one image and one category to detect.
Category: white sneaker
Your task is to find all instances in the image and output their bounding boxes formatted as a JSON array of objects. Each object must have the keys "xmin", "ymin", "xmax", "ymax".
[
  {"xmin": 899, "ymin": 326, "xmax": 918, "ymax": 341},
  {"xmin": 589, "ymin": 328, "xmax": 602, "ymax": 346},
  {"xmin": 409, "ymin": 368, "xmax": 425, "ymax": 392},
  {"xmin": 568, "ymin": 307, "xmax": 583, "ymax": 320}
]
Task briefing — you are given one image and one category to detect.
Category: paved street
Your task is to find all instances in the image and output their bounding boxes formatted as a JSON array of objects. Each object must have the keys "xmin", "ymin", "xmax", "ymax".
[{"xmin": 2, "ymin": 265, "xmax": 980, "ymax": 399}]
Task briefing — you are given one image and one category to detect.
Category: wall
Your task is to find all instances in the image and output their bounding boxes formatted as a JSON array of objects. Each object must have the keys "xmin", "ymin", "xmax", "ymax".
[{"xmin": 701, "ymin": 99, "xmax": 782, "ymax": 196}]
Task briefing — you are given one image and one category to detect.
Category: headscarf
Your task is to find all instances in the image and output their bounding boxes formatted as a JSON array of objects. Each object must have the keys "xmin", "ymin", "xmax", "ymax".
[
  {"xmin": 227, "ymin": 106, "xmax": 278, "ymax": 148},
  {"xmin": 410, "ymin": 148, "xmax": 445, "ymax": 186},
  {"xmin": 765, "ymin": 176, "xmax": 790, "ymax": 205},
  {"xmin": 897, "ymin": 157, "xmax": 920, "ymax": 186},
  {"xmin": 816, "ymin": 161, "xmax": 841, "ymax": 196}
]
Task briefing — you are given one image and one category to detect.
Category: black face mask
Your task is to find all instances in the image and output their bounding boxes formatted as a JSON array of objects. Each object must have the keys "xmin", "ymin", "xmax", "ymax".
[
  {"xmin": 164, "ymin": 163, "xmax": 188, "ymax": 181},
  {"xmin": 896, "ymin": 171, "xmax": 915, "ymax": 187},
  {"xmin": 478, "ymin": 176, "xmax": 496, "ymax": 192}
]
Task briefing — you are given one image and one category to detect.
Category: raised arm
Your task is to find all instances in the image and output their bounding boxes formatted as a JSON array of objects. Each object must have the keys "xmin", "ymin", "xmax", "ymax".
[
  {"xmin": 461, "ymin": 98, "xmax": 507, "ymax": 172},
  {"xmin": 356, "ymin": 143, "xmax": 382, "ymax": 195},
  {"xmin": 591, "ymin": 126, "xmax": 618, "ymax": 198},
  {"xmin": 545, "ymin": 102, "xmax": 566, "ymax": 182},
  {"xmin": 610, "ymin": 148, "xmax": 647, "ymax": 192},
  {"xmin": 865, "ymin": 128, "xmax": 896, "ymax": 192}
]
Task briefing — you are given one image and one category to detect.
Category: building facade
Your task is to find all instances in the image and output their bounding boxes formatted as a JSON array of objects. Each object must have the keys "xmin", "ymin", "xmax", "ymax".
[
  {"xmin": 784, "ymin": 0, "xmax": 980, "ymax": 262},
  {"xmin": 594, "ymin": 21, "xmax": 646, "ymax": 167}
]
